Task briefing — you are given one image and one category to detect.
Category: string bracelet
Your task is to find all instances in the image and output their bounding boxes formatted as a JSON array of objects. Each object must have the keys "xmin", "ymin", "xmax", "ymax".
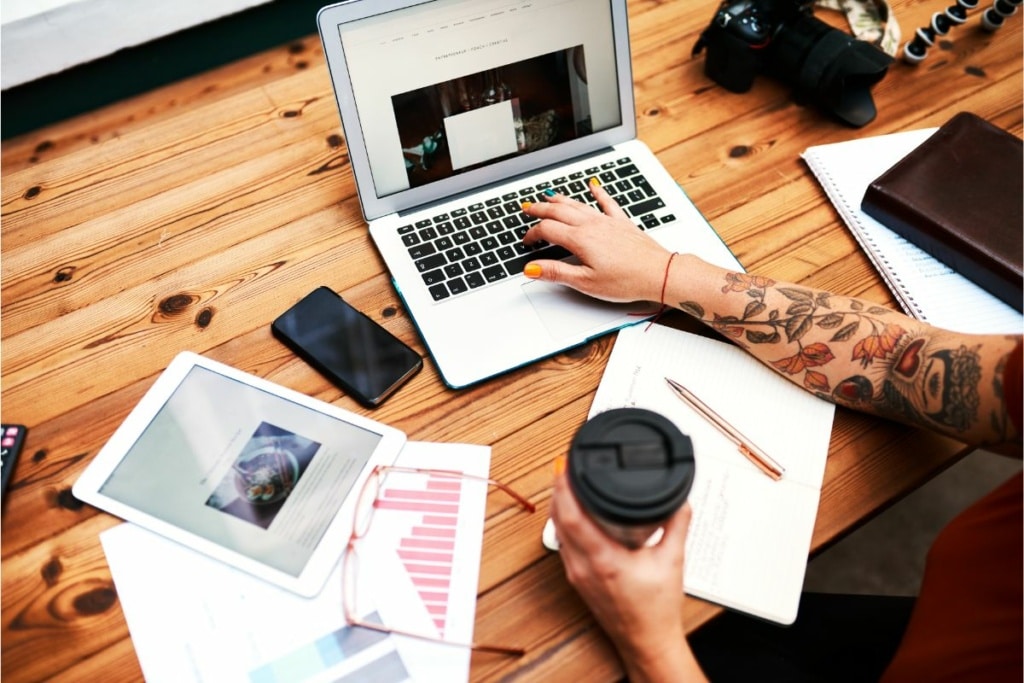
[
  {"xmin": 645, "ymin": 251, "xmax": 679, "ymax": 331},
  {"xmin": 660, "ymin": 252, "xmax": 679, "ymax": 306}
]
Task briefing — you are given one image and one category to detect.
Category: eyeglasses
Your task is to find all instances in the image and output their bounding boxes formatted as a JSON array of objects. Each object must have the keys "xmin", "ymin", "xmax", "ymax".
[{"xmin": 342, "ymin": 464, "xmax": 536, "ymax": 656}]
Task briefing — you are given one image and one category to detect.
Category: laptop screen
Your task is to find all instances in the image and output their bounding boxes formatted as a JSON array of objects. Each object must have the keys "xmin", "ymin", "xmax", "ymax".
[{"xmin": 321, "ymin": 0, "xmax": 631, "ymax": 216}]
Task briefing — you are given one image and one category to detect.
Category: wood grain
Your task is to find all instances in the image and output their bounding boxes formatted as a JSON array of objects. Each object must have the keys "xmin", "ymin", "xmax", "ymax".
[{"xmin": 2, "ymin": 1, "xmax": 1020, "ymax": 681}]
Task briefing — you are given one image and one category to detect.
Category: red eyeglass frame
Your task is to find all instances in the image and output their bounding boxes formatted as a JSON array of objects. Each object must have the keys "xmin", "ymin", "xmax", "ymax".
[{"xmin": 342, "ymin": 464, "xmax": 536, "ymax": 656}]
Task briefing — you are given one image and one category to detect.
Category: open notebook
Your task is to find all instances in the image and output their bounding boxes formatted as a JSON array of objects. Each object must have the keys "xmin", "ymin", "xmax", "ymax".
[
  {"xmin": 802, "ymin": 130, "xmax": 1022, "ymax": 334},
  {"xmin": 587, "ymin": 323, "xmax": 835, "ymax": 625}
]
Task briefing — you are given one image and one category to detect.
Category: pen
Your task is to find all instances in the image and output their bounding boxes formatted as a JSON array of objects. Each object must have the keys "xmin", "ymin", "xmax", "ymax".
[{"xmin": 664, "ymin": 377, "xmax": 785, "ymax": 481}]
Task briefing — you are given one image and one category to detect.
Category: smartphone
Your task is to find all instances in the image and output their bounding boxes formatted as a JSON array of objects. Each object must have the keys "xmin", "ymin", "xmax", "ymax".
[
  {"xmin": 1, "ymin": 424, "xmax": 27, "ymax": 501},
  {"xmin": 271, "ymin": 287, "xmax": 423, "ymax": 408}
]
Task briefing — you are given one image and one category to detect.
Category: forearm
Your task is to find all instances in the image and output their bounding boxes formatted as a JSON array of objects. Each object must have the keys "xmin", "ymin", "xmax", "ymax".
[
  {"xmin": 619, "ymin": 637, "xmax": 708, "ymax": 683},
  {"xmin": 668, "ymin": 254, "xmax": 1021, "ymax": 447}
]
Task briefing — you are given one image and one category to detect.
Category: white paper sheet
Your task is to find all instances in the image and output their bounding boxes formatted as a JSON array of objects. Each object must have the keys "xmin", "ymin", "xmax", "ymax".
[{"xmin": 101, "ymin": 441, "xmax": 493, "ymax": 683}]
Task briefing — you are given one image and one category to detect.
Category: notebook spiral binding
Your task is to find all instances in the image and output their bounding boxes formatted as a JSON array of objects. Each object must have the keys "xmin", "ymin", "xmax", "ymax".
[{"xmin": 805, "ymin": 150, "xmax": 928, "ymax": 320}]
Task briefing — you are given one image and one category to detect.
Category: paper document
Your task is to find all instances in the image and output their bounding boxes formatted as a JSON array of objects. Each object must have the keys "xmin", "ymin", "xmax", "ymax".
[
  {"xmin": 590, "ymin": 324, "xmax": 835, "ymax": 624},
  {"xmin": 802, "ymin": 130, "xmax": 1022, "ymax": 334},
  {"xmin": 101, "ymin": 441, "xmax": 492, "ymax": 683}
]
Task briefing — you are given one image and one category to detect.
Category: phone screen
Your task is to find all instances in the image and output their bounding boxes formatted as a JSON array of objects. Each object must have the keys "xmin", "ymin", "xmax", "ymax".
[{"xmin": 272, "ymin": 287, "xmax": 423, "ymax": 407}]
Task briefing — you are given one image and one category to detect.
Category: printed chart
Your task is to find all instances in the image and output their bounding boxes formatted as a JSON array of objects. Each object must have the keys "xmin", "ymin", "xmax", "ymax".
[
  {"xmin": 100, "ymin": 442, "xmax": 490, "ymax": 683},
  {"xmin": 249, "ymin": 613, "xmax": 410, "ymax": 683},
  {"xmin": 376, "ymin": 472, "xmax": 464, "ymax": 636}
]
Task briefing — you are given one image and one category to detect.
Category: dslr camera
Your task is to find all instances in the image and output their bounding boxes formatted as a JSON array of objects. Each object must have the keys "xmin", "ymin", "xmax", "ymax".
[{"xmin": 693, "ymin": 0, "xmax": 892, "ymax": 127}]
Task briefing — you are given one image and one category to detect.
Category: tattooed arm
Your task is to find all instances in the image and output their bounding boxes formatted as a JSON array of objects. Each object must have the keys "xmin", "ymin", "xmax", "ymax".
[
  {"xmin": 662, "ymin": 255, "xmax": 1019, "ymax": 447},
  {"xmin": 523, "ymin": 183, "xmax": 1021, "ymax": 448}
]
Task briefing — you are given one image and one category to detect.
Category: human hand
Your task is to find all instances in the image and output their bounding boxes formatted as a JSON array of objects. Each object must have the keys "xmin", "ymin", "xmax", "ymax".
[
  {"xmin": 549, "ymin": 465, "xmax": 705, "ymax": 682},
  {"xmin": 521, "ymin": 181, "xmax": 674, "ymax": 304}
]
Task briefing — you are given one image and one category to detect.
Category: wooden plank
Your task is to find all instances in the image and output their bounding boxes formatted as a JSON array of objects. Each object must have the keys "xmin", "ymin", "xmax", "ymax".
[{"xmin": 1, "ymin": 1, "xmax": 1019, "ymax": 681}]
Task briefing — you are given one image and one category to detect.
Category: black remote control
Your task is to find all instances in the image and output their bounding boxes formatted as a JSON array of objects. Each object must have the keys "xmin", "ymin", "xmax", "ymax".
[{"xmin": 1, "ymin": 424, "xmax": 27, "ymax": 500}]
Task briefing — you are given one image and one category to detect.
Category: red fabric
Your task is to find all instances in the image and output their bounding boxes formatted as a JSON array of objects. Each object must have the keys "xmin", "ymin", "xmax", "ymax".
[{"xmin": 881, "ymin": 340, "xmax": 1023, "ymax": 682}]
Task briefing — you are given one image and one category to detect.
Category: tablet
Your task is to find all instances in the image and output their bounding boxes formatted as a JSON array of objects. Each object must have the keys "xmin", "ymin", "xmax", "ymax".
[{"xmin": 73, "ymin": 351, "xmax": 407, "ymax": 597}]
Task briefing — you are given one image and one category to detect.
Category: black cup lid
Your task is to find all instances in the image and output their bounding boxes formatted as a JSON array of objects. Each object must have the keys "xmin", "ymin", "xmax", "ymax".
[{"xmin": 569, "ymin": 408, "xmax": 695, "ymax": 526}]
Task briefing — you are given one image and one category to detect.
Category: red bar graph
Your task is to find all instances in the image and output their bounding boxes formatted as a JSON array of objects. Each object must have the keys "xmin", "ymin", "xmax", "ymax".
[{"xmin": 378, "ymin": 473, "xmax": 463, "ymax": 635}]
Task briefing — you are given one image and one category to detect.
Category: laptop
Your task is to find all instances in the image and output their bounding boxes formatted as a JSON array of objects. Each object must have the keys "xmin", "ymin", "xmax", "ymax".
[{"xmin": 316, "ymin": 0, "xmax": 742, "ymax": 388}]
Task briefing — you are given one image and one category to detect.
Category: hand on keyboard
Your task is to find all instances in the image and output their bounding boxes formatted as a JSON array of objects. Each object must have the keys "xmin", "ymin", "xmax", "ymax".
[
  {"xmin": 521, "ymin": 180, "xmax": 673, "ymax": 305},
  {"xmin": 397, "ymin": 157, "xmax": 673, "ymax": 302}
]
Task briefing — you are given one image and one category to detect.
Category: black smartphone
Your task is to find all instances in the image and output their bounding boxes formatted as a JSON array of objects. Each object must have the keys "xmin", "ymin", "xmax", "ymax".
[
  {"xmin": 1, "ymin": 424, "xmax": 27, "ymax": 501},
  {"xmin": 271, "ymin": 287, "xmax": 423, "ymax": 408}
]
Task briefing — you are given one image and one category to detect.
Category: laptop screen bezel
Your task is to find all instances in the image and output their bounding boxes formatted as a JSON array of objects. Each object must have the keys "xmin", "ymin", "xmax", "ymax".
[{"xmin": 316, "ymin": 0, "xmax": 636, "ymax": 222}]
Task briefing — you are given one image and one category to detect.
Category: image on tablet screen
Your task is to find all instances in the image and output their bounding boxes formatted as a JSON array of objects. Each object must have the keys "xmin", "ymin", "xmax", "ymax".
[{"xmin": 205, "ymin": 422, "xmax": 321, "ymax": 530}]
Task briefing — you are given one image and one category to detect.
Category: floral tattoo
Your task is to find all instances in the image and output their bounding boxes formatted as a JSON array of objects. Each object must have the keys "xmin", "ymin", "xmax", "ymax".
[{"xmin": 680, "ymin": 273, "xmax": 984, "ymax": 435}]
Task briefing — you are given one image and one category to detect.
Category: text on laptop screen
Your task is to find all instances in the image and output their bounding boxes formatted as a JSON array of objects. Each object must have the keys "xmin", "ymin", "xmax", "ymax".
[{"xmin": 337, "ymin": 0, "xmax": 623, "ymax": 199}]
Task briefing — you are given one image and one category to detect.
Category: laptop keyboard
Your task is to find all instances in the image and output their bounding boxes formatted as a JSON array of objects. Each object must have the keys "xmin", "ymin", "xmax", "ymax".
[{"xmin": 397, "ymin": 155, "xmax": 676, "ymax": 302}]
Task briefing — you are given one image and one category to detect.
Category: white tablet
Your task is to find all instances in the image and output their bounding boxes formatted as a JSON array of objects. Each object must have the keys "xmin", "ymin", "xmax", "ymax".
[{"xmin": 73, "ymin": 351, "xmax": 407, "ymax": 597}]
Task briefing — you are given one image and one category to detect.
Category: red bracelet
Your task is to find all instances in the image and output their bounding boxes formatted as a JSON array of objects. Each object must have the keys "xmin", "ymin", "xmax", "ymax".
[
  {"xmin": 646, "ymin": 252, "xmax": 678, "ymax": 331},
  {"xmin": 660, "ymin": 252, "xmax": 678, "ymax": 306}
]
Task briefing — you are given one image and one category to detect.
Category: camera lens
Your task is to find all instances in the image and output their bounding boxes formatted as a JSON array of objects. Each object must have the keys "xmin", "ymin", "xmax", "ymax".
[{"xmin": 766, "ymin": 15, "xmax": 892, "ymax": 127}]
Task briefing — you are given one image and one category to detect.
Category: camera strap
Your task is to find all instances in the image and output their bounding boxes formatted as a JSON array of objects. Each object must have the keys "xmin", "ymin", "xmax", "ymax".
[{"xmin": 816, "ymin": 0, "xmax": 902, "ymax": 56}]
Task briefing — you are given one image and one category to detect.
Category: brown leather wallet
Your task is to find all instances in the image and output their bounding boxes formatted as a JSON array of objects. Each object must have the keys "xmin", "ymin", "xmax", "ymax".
[{"xmin": 861, "ymin": 111, "xmax": 1023, "ymax": 312}]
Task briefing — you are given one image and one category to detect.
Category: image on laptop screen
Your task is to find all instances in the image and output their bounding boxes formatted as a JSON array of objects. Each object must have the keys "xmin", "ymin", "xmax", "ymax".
[{"xmin": 336, "ymin": 0, "xmax": 624, "ymax": 200}]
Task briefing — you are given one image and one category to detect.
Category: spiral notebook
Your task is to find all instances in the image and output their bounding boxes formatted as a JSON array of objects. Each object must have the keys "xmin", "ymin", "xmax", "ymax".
[
  {"xmin": 802, "ymin": 130, "xmax": 1022, "ymax": 334},
  {"xmin": 861, "ymin": 113, "xmax": 1023, "ymax": 311}
]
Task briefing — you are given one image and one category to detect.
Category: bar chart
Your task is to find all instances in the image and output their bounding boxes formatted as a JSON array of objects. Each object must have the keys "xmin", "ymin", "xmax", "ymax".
[
  {"xmin": 100, "ymin": 443, "xmax": 489, "ymax": 683},
  {"xmin": 248, "ymin": 613, "xmax": 410, "ymax": 683},
  {"xmin": 376, "ymin": 471, "xmax": 464, "ymax": 637}
]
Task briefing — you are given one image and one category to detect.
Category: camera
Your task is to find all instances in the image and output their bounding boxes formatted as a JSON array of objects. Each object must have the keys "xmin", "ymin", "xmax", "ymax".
[{"xmin": 692, "ymin": 0, "xmax": 893, "ymax": 127}]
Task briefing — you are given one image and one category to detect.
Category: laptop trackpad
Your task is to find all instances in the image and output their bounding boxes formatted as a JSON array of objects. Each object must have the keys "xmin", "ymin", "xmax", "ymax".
[{"xmin": 521, "ymin": 280, "xmax": 658, "ymax": 341}]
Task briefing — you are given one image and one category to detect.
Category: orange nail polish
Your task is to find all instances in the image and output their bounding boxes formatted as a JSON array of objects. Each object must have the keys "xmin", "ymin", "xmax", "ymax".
[
  {"xmin": 553, "ymin": 456, "xmax": 566, "ymax": 476},
  {"xmin": 524, "ymin": 263, "xmax": 542, "ymax": 278},
  {"xmin": 521, "ymin": 201, "xmax": 533, "ymax": 211}
]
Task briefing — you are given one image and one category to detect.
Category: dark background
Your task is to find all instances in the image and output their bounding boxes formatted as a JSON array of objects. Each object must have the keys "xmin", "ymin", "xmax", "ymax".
[{"xmin": 2, "ymin": 0, "xmax": 326, "ymax": 140}]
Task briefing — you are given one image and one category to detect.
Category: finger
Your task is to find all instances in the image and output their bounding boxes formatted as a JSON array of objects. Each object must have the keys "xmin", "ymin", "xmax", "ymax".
[
  {"xmin": 523, "ymin": 196, "xmax": 598, "ymax": 226},
  {"xmin": 587, "ymin": 178, "xmax": 629, "ymax": 219},
  {"xmin": 522, "ymin": 256, "xmax": 587, "ymax": 286},
  {"xmin": 521, "ymin": 216, "xmax": 587, "ymax": 254},
  {"xmin": 549, "ymin": 472, "xmax": 582, "ymax": 531},
  {"xmin": 545, "ymin": 190, "xmax": 604, "ymax": 215},
  {"xmin": 550, "ymin": 474, "xmax": 593, "ymax": 550},
  {"xmin": 551, "ymin": 474, "xmax": 621, "ymax": 556}
]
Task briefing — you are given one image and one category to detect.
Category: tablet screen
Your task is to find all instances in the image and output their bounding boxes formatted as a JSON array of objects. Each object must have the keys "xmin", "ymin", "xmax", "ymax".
[{"xmin": 97, "ymin": 365, "xmax": 381, "ymax": 578}]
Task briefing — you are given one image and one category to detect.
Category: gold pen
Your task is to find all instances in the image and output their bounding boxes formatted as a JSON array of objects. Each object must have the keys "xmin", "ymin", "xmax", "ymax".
[{"xmin": 665, "ymin": 377, "xmax": 785, "ymax": 481}]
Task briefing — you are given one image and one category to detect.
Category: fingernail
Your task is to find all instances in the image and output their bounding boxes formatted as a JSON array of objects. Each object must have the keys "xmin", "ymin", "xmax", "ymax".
[
  {"xmin": 543, "ymin": 188, "xmax": 556, "ymax": 197},
  {"xmin": 521, "ymin": 201, "xmax": 533, "ymax": 211},
  {"xmin": 553, "ymin": 456, "xmax": 566, "ymax": 476},
  {"xmin": 524, "ymin": 263, "xmax": 542, "ymax": 278},
  {"xmin": 588, "ymin": 177, "xmax": 600, "ymax": 187}
]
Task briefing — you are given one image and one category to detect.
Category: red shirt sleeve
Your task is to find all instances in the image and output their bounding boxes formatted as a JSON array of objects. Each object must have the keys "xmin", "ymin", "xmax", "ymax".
[{"xmin": 881, "ymin": 340, "xmax": 1023, "ymax": 682}]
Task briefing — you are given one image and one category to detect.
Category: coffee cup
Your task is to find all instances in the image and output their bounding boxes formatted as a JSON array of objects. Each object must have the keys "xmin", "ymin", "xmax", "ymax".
[{"xmin": 563, "ymin": 407, "xmax": 695, "ymax": 549}]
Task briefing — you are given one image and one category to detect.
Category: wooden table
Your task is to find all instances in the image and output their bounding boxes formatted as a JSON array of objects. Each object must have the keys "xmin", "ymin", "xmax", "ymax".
[{"xmin": 2, "ymin": 1, "xmax": 1020, "ymax": 681}]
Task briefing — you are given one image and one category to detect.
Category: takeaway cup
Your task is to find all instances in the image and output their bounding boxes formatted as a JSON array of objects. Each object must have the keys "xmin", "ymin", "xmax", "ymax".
[{"xmin": 566, "ymin": 407, "xmax": 695, "ymax": 548}]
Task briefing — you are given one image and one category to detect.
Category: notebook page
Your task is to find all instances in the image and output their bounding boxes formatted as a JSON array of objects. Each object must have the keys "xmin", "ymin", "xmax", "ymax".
[
  {"xmin": 590, "ymin": 323, "xmax": 835, "ymax": 624},
  {"xmin": 802, "ymin": 131, "xmax": 1023, "ymax": 334}
]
